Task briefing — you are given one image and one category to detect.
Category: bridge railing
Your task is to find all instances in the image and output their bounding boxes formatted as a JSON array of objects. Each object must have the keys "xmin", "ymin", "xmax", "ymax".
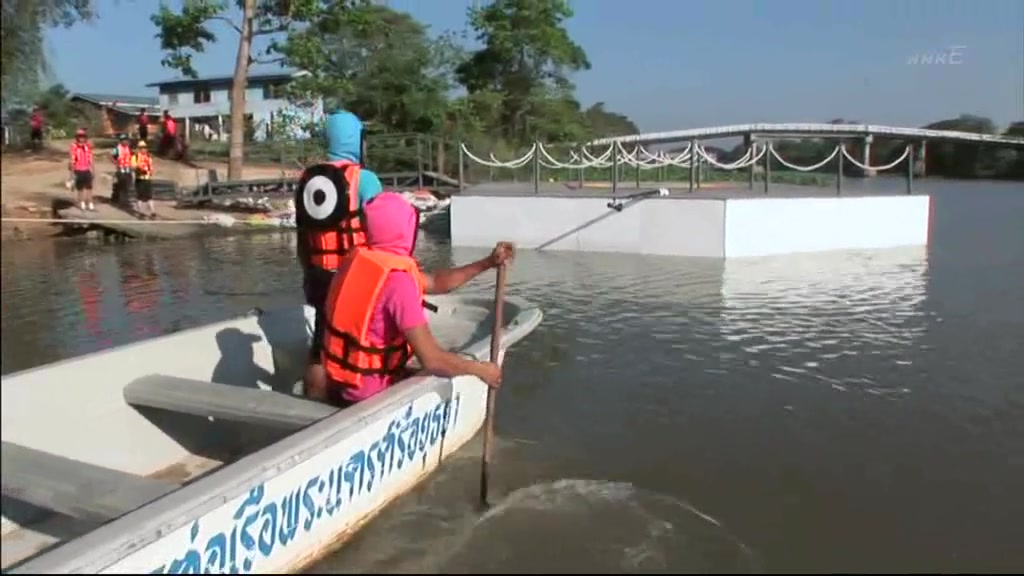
[{"xmin": 455, "ymin": 140, "xmax": 923, "ymax": 195}]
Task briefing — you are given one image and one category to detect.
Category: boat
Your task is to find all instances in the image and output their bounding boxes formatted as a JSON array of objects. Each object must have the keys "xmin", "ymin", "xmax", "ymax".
[{"xmin": 1, "ymin": 295, "xmax": 543, "ymax": 574}]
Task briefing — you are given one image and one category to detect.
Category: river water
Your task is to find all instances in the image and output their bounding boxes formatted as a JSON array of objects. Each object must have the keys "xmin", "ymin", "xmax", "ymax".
[{"xmin": 2, "ymin": 180, "xmax": 1022, "ymax": 573}]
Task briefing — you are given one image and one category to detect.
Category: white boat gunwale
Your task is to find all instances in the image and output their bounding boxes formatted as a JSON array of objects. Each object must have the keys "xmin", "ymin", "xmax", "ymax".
[{"xmin": 4, "ymin": 296, "xmax": 543, "ymax": 574}]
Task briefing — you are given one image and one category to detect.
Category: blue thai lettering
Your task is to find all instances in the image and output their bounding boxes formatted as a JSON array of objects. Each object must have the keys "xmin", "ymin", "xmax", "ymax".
[
  {"xmin": 364, "ymin": 440, "xmax": 379, "ymax": 492},
  {"xmin": 402, "ymin": 413, "xmax": 421, "ymax": 462},
  {"xmin": 233, "ymin": 487, "xmax": 265, "ymax": 572},
  {"xmin": 324, "ymin": 468, "xmax": 339, "ymax": 516},
  {"xmin": 202, "ymin": 531, "xmax": 231, "ymax": 573},
  {"xmin": 257, "ymin": 502, "xmax": 278, "ymax": 557},
  {"xmin": 376, "ymin": 417, "xmax": 400, "ymax": 476},
  {"xmin": 301, "ymin": 477, "xmax": 319, "ymax": 531},
  {"xmin": 393, "ymin": 405, "xmax": 413, "ymax": 468},
  {"xmin": 277, "ymin": 488, "xmax": 302, "ymax": 546},
  {"xmin": 166, "ymin": 522, "xmax": 201, "ymax": 573},
  {"xmin": 343, "ymin": 450, "xmax": 366, "ymax": 500},
  {"xmin": 148, "ymin": 394, "xmax": 460, "ymax": 574}
]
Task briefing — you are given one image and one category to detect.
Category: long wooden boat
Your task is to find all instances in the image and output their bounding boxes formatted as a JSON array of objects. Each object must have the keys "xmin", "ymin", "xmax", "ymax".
[{"xmin": 1, "ymin": 295, "xmax": 543, "ymax": 573}]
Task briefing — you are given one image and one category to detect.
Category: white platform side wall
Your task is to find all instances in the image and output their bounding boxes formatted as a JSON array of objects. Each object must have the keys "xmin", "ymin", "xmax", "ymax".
[
  {"xmin": 723, "ymin": 195, "xmax": 931, "ymax": 258},
  {"xmin": 450, "ymin": 194, "xmax": 931, "ymax": 258},
  {"xmin": 450, "ymin": 196, "xmax": 725, "ymax": 257}
]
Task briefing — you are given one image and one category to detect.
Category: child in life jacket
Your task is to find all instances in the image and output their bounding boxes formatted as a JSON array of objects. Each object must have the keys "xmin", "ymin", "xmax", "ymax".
[
  {"xmin": 68, "ymin": 129, "xmax": 95, "ymax": 211},
  {"xmin": 111, "ymin": 133, "xmax": 134, "ymax": 205},
  {"xmin": 132, "ymin": 140, "xmax": 156, "ymax": 219},
  {"xmin": 311, "ymin": 192, "xmax": 512, "ymax": 408}
]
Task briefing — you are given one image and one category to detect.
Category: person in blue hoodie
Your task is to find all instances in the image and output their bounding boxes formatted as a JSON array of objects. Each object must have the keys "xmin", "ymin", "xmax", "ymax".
[{"xmin": 296, "ymin": 108, "xmax": 386, "ymax": 397}]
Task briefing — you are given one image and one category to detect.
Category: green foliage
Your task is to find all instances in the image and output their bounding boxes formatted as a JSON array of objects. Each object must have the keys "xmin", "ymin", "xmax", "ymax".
[
  {"xmin": 151, "ymin": 0, "xmax": 333, "ymax": 177},
  {"xmin": 1, "ymin": 0, "xmax": 95, "ymax": 107},
  {"xmin": 455, "ymin": 0, "xmax": 591, "ymax": 144}
]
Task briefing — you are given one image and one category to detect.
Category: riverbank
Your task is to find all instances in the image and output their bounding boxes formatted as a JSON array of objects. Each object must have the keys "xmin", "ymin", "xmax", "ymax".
[{"xmin": 0, "ymin": 144, "xmax": 292, "ymax": 243}]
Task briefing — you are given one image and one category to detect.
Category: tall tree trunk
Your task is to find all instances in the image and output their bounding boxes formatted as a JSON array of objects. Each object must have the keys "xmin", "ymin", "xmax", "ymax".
[{"xmin": 228, "ymin": 0, "xmax": 256, "ymax": 180}]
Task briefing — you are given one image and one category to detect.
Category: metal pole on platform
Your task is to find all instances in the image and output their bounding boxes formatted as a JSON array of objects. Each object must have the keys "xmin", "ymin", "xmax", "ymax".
[
  {"xmin": 763, "ymin": 141, "xmax": 771, "ymax": 195},
  {"xmin": 579, "ymin": 150, "xmax": 585, "ymax": 189},
  {"xmin": 906, "ymin": 143, "xmax": 914, "ymax": 195},
  {"xmin": 612, "ymin": 144, "xmax": 619, "ymax": 196},
  {"xmin": 634, "ymin": 145, "xmax": 641, "ymax": 188},
  {"xmin": 836, "ymin": 142, "xmax": 844, "ymax": 196},
  {"xmin": 533, "ymin": 141, "xmax": 541, "ymax": 195},
  {"xmin": 695, "ymin": 140, "xmax": 703, "ymax": 190},
  {"xmin": 748, "ymin": 139, "xmax": 756, "ymax": 190},
  {"xmin": 688, "ymin": 139, "xmax": 696, "ymax": 193},
  {"xmin": 458, "ymin": 142, "xmax": 465, "ymax": 193}
]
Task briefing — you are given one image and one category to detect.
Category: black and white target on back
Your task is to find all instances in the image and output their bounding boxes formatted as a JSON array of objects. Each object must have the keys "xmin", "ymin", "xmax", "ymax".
[{"xmin": 295, "ymin": 163, "xmax": 351, "ymax": 229}]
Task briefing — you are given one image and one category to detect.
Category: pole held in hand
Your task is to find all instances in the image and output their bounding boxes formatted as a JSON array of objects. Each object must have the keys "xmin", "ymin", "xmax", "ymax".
[{"xmin": 480, "ymin": 263, "xmax": 507, "ymax": 508}]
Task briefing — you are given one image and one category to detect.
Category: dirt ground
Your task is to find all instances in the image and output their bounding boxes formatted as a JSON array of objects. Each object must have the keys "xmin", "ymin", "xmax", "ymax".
[{"xmin": 1, "ymin": 142, "xmax": 290, "ymax": 241}]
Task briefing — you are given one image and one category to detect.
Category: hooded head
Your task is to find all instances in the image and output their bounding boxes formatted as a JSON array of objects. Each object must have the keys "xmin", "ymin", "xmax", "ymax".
[
  {"xmin": 363, "ymin": 192, "xmax": 419, "ymax": 257},
  {"xmin": 325, "ymin": 109, "xmax": 364, "ymax": 165},
  {"xmin": 355, "ymin": 168, "xmax": 384, "ymax": 208}
]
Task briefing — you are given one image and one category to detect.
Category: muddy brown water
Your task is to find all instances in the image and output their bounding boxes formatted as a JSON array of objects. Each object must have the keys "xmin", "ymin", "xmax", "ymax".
[{"xmin": 2, "ymin": 179, "xmax": 1022, "ymax": 573}]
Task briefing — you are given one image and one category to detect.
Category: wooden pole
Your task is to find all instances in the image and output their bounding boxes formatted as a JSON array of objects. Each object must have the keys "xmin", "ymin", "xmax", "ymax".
[{"xmin": 480, "ymin": 263, "xmax": 507, "ymax": 508}]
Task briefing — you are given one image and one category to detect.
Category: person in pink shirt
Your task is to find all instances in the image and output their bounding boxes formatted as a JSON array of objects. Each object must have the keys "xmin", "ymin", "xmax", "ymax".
[{"xmin": 311, "ymin": 192, "xmax": 512, "ymax": 407}]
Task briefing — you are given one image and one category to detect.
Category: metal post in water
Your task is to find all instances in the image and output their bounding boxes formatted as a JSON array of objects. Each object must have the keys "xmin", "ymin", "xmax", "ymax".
[
  {"xmin": 612, "ymin": 143, "xmax": 619, "ymax": 196},
  {"xmin": 906, "ymin": 143, "xmax": 914, "ymax": 195},
  {"xmin": 634, "ymin": 145, "xmax": 641, "ymax": 188},
  {"xmin": 763, "ymin": 141, "xmax": 771, "ymax": 195},
  {"xmin": 688, "ymin": 139, "xmax": 696, "ymax": 193},
  {"xmin": 458, "ymin": 141, "xmax": 465, "ymax": 193}
]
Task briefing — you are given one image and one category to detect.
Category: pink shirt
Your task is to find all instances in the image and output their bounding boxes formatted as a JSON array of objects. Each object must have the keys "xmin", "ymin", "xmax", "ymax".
[{"xmin": 340, "ymin": 270, "xmax": 427, "ymax": 403}]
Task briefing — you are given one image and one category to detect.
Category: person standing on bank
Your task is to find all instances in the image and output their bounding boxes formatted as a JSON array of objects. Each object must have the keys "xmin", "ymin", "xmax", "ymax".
[
  {"xmin": 68, "ymin": 128, "xmax": 95, "ymax": 211},
  {"xmin": 137, "ymin": 110, "xmax": 150, "ymax": 142},
  {"xmin": 132, "ymin": 140, "xmax": 156, "ymax": 219},
  {"xmin": 111, "ymin": 133, "xmax": 133, "ymax": 206},
  {"xmin": 295, "ymin": 108, "xmax": 386, "ymax": 398}
]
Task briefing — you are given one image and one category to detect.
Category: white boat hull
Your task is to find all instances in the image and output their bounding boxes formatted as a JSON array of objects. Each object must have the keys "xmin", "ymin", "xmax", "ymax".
[{"xmin": 3, "ymin": 296, "xmax": 542, "ymax": 574}]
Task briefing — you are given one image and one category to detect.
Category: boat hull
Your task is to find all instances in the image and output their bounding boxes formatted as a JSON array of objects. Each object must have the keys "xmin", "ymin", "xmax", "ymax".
[{"xmin": 6, "ymin": 298, "xmax": 542, "ymax": 574}]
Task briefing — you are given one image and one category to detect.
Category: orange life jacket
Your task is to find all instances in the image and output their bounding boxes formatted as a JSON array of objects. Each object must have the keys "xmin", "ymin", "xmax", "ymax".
[
  {"xmin": 321, "ymin": 249, "xmax": 425, "ymax": 389},
  {"xmin": 134, "ymin": 151, "xmax": 153, "ymax": 179},
  {"xmin": 299, "ymin": 160, "xmax": 367, "ymax": 271},
  {"xmin": 115, "ymin": 144, "xmax": 132, "ymax": 170},
  {"xmin": 70, "ymin": 142, "xmax": 92, "ymax": 171}
]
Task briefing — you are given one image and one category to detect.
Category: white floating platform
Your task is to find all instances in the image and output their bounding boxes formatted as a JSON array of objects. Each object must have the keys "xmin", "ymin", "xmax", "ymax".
[{"xmin": 450, "ymin": 184, "xmax": 932, "ymax": 258}]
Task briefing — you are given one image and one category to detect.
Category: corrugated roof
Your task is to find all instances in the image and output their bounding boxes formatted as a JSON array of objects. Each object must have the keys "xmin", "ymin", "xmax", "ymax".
[
  {"xmin": 146, "ymin": 68, "xmax": 305, "ymax": 88},
  {"xmin": 72, "ymin": 93, "xmax": 160, "ymax": 107}
]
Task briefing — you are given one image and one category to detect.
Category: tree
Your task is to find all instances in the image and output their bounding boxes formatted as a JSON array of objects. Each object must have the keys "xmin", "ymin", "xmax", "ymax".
[
  {"xmin": 1, "ymin": 0, "xmax": 95, "ymax": 108},
  {"xmin": 280, "ymin": 3, "xmax": 448, "ymax": 135},
  {"xmin": 455, "ymin": 0, "xmax": 591, "ymax": 145},
  {"xmin": 151, "ymin": 0, "xmax": 328, "ymax": 179},
  {"xmin": 583, "ymin": 102, "xmax": 638, "ymax": 138}
]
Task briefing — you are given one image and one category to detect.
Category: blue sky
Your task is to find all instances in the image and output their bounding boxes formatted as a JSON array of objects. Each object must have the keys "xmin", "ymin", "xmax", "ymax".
[{"xmin": 45, "ymin": 0, "xmax": 1023, "ymax": 131}]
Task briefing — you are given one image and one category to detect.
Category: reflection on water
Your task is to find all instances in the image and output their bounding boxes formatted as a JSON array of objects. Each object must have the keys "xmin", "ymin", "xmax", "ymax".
[
  {"xmin": 720, "ymin": 247, "xmax": 929, "ymax": 396},
  {"xmin": 1, "ymin": 183, "xmax": 1023, "ymax": 572}
]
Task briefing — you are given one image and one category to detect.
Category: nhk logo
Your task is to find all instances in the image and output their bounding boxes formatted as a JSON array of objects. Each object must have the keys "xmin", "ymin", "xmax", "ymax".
[{"xmin": 906, "ymin": 45, "xmax": 966, "ymax": 66}]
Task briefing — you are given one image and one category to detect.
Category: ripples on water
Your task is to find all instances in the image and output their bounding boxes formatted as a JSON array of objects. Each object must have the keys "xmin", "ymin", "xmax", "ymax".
[{"xmin": 2, "ymin": 183, "xmax": 1023, "ymax": 572}]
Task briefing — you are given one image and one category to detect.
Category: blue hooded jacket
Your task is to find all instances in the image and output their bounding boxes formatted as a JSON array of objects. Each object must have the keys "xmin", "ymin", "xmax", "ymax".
[{"xmin": 325, "ymin": 109, "xmax": 382, "ymax": 207}]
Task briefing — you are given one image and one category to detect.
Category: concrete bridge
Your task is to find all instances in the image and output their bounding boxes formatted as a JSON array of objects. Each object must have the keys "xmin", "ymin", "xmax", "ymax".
[
  {"xmin": 586, "ymin": 123, "xmax": 1024, "ymax": 147},
  {"xmin": 585, "ymin": 123, "xmax": 1024, "ymax": 180},
  {"xmin": 458, "ymin": 122, "xmax": 1024, "ymax": 191}
]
